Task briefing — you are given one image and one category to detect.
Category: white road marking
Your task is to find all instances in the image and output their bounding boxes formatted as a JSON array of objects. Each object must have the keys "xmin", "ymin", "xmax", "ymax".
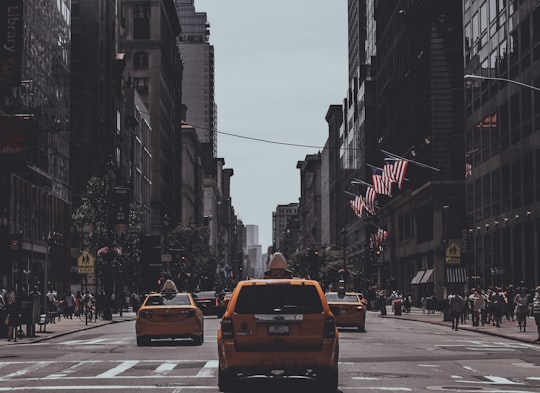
[
  {"xmin": 154, "ymin": 362, "xmax": 177, "ymax": 374},
  {"xmin": 195, "ymin": 360, "xmax": 218, "ymax": 377},
  {"xmin": 95, "ymin": 360, "xmax": 139, "ymax": 378},
  {"xmin": 0, "ymin": 386, "xmax": 217, "ymax": 391},
  {"xmin": 2, "ymin": 361, "xmax": 53, "ymax": 379}
]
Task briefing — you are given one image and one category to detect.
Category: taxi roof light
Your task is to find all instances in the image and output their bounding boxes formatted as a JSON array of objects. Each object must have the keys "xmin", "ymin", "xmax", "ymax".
[
  {"xmin": 264, "ymin": 252, "xmax": 293, "ymax": 279},
  {"xmin": 161, "ymin": 279, "xmax": 178, "ymax": 296}
]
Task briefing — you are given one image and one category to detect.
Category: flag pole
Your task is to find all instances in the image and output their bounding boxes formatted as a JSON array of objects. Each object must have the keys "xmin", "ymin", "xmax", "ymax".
[
  {"xmin": 379, "ymin": 149, "xmax": 440, "ymax": 172},
  {"xmin": 351, "ymin": 178, "xmax": 373, "ymax": 188}
]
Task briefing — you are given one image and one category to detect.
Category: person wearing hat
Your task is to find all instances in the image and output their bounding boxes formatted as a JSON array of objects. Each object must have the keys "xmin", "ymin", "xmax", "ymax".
[{"xmin": 532, "ymin": 286, "xmax": 540, "ymax": 342}]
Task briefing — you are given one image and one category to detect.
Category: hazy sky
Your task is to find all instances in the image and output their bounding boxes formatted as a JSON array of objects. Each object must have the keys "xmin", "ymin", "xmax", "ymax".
[{"xmin": 195, "ymin": 0, "xmax": 348, "ymax": 250}]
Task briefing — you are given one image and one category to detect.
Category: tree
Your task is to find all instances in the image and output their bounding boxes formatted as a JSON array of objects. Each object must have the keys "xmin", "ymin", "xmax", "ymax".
[
  {"xmin": 166, "ymin": 223, "xmax": 218, "ymax": 291},
  {"xmin": 72, "ymin": 173, "xmax": 144, "ymax": 295}
]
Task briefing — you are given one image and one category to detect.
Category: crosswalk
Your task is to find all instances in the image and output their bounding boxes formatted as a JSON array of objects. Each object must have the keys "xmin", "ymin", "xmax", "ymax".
[{"xmin": 0, "ymin": 360, "xmax": 217, "ymax": 382}]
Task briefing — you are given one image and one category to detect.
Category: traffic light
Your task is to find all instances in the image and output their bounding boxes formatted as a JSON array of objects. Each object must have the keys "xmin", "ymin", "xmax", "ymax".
[{"xmin": 157, "ymin": 278, "xmax": 163, "ymax": 286}]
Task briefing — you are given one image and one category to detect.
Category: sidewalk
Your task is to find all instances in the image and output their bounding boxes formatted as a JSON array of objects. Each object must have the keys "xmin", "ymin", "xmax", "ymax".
[
  {"xmin": 0, "ymin": 311, "xmax": 137, "ymax": 346},
  {"xmin": 380, "ymin": 306, "xmax": 540, "ymax": 345}
]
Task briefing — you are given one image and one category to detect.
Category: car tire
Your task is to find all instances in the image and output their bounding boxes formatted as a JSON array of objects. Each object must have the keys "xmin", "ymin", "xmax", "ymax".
[
  {"xmin": 318, "ymin": 368, "xmax": 338, "ymax": 392},
  {"xmin": 218, "ymin": 368, "xmax": 236, "ymax": 392},
  {"xmin": 358, "ymin": 324, "xmax": 366, "ymax": 332},
  {"xmin": 136, "ymin": 336, "xmax": 150, "ymax": 346}
]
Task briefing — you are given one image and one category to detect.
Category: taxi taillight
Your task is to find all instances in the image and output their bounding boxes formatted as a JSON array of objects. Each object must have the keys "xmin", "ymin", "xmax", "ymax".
[
  {"xmin": 139, "ymin": 310, "xmax": 153, "ymax": 319},
  {"xmin": 323, "ymin": 316, "xmax": 336, "ymax": 338},
  {"xmin": 220, "ymin": 317, "xmax": 234, "ymax": 338}
]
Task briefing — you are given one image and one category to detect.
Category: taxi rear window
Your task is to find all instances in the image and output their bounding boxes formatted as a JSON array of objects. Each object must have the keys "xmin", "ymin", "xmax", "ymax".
[
  {"xmin": 325, "ymin": 293, "xmax": 358, "ymax": 302},
  {"xmin": 146, "ymin": 294, "xmax": 191, "ymax": 306},
  {"xmin": 234, "ymin": 285, "xmax": 323, "ymax": 314}
]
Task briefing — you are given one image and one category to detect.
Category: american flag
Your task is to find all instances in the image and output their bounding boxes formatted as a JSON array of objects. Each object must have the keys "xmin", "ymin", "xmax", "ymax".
[
  {"xmin": 384, "ymin": 160, "xmax": 408, "ymax": 189},
  {"xmin": 348, "ymin": 194, "xmax": 365, "ymax": 217},
  {"xmin": 371, "ymin": 174, "xmax": 392, "ymax": 197}
]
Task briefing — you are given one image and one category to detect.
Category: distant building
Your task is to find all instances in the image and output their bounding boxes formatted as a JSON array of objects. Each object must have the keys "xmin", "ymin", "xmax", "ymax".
[{"xmin": 272, "ymin": 203, "xmax": 299, "ymax": 257}]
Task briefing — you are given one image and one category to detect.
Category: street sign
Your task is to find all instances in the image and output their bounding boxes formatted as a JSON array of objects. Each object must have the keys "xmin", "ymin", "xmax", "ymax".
[
  {"xmin": 78, "ymin": 251, "xmax": 95, "ymax": 274},
  {"xmin": 445, "ymin": 242, "xmax": 461, "ymax": 265}
]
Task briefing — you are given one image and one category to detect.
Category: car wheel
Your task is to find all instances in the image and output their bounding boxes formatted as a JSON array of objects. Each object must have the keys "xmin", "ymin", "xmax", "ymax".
[
  {"xmin": 358, "ymin": 324, "xmax": 366, "ymax": 332},
  {"xmin": 218, "ymin": 368, "xmax": 236, "ymax": 392},
  {"xmin": 318, "ymin": 368, "xmax": 338, "ymax": 392},
  {"xmin": 136, "ymin": 336, "xmax": 150, "ymax": 346}
]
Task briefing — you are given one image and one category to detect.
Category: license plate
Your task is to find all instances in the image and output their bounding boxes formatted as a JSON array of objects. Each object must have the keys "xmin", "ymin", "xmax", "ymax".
[{"xmin": 268, "ymin": 324, "xmax": 290, "ymax": 335}]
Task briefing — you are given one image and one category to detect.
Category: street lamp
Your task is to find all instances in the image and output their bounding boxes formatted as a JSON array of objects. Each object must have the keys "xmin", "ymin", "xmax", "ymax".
[{"xmin": 464, "ymin": 74, "xmax": 540, "ymax": 91}]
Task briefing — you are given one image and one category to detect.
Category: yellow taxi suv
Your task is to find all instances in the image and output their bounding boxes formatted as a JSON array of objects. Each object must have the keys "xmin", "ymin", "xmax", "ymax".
[
  {"xmin": 325, "ymin": 291, "xmax": 367, "ymax": 332},
  {"xmin": 135, "ymin": 280, "xmax": 204, "ymax": 346},
  {"xmin": 217, "ymin": 253, "xmax": 339, "ymax": 392}
]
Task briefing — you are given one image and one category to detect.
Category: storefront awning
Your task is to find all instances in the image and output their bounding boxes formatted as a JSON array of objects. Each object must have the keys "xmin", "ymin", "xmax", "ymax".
[
  {"xmin": 419, "ymin": 269, "xmax": 434, "ymax": 284},
  {"xmin": 446, "ymin": 267, "xmax": 467, "ymax": 283},
  {"xmin": 410, "ymin": 270, "xmax": 425, "ymax": 285}
]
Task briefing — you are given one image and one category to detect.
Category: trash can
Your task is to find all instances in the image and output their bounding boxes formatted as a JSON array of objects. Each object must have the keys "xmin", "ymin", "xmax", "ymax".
[{"xmin": 393, "ymin": 299, "xmax": 402, "ymax": 315}]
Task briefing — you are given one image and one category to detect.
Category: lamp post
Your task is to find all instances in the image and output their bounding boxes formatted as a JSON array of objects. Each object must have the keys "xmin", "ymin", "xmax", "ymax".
[
  {"xmin": 464, "ymin": 74, "xmax": 540, "ymax": 91},
  {"xmin": 341, "ymin": 227, "xmax": 347, "ymax": 289}
]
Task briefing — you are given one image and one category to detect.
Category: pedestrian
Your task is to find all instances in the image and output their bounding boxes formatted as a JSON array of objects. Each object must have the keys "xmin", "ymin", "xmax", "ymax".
[
  {"xmin": 5, "ymin": 296, "xmax": 22, "ymax": 342},
  {"xmin": 513, "ymin": 287, "xmax": 529, "ymax": 332},
  {"xmin": 448, "ymin": 290, "xmax": 464, "ymax": 331},
  {"xmin": 64, "ymin": 291, "xmax": 75, "ymax": 319},
  {"xmin": 532, "ymin": 285, "xmax": 540, "ymax": 342},
  {"xmin": 490, "ymin": 287, "xmax": 505, "ymax": 327},
  {"xmin": 469, "ymin": 288, "xmax": 485, "ymax": 326}
]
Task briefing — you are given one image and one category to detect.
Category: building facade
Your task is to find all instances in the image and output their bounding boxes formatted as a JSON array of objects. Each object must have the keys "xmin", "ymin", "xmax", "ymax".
[
  {"xmin": 463, "ymin": 0, "xmax": 540, "ymax": 289},
  {"xmin": 0, "ymin": 0, "xmax": 72, "ymax": 297}
]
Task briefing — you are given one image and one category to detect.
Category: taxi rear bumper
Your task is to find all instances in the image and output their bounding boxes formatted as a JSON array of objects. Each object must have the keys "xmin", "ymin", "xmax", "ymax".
[{"xmin": 218, "ymin": 338, "xmax": 338, "ymax": 371}]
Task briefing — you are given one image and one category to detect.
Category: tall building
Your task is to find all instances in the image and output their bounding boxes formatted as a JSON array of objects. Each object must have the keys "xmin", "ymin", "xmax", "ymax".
[
  {"xmin": 373, "ymin": 1, "xmax": 465, "ymax": 299},
  {"xmin": 245, "ymin": 225, "xmax": 262, "ymax": 278},
  {"xmin": 121, "ymin": 0, "xmax": 183, "ymax": 235},
  {"xmin": 272, "ymin": 203, "xmax": 299, "ymax": 256},
  {"xmin": 463, "ymin": 1, "xmax": 540, "ymax": 288},
  {"xmin": 175, "ymin": 0, "xmax": 216, "ymax": 157},
  {"xmin": 297, "ymin": 154, "xmax": 322, "ymax": 251},
  {"xmin": 0, "ymin": 0, "xmax": 71, "ymax": 295}
]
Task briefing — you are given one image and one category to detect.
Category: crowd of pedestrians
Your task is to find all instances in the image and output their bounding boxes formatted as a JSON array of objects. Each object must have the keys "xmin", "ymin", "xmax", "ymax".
[{"xmin": 443, "ymin": 285, "xmax": 540, "ymax": 341}]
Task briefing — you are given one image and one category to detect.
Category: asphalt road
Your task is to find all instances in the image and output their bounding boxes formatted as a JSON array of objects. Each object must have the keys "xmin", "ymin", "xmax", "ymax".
[{"xmin": 0, "ymin": 312, "xmax": 539, "ymax": 392}]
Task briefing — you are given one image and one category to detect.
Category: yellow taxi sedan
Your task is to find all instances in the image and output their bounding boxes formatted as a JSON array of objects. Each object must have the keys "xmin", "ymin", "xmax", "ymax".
[
  {"xmin": 136, "ymin": 280, "xmax": 204, "ymax": 346},
  {"xmin": 325, "ymin": 291, "xmax": 367, "ymax": 332}
]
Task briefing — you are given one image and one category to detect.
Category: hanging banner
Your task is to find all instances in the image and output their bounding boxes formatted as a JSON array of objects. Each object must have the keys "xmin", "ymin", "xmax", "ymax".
[{"xmin": 0, "ymin": 0, "xmax": 24, "ymax": 86}]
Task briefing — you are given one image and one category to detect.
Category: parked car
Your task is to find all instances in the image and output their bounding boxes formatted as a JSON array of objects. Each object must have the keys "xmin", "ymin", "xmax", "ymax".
[
  {"xmin": 135, "ymin": 280, "xmax": 204, "ymax": 346},
  {"xmin": 325, "ymin": 291, "xmax": 367, "ymax": 332},
  {"xmin": 217, "ymin": 253, "xmax": 339, "ymax": 392}
]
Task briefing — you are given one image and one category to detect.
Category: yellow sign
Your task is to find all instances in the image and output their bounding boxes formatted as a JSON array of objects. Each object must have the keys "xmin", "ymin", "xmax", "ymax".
[
  {"xmin": 78, "ymin": 266, "xmax": 95, "ymax": 274},
  {"xmin": 77, "ymin": 251, "xmax": 95, "ymax": 273},
  {"xmin": 445, "ymin": 243, "xmax": 461, "ymax": 265}
]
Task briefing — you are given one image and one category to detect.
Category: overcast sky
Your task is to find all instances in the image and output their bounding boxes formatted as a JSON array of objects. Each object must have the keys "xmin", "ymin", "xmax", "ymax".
[{"xmin": 195, "ymin": 0, "xmax": 348, "ymax": 251}]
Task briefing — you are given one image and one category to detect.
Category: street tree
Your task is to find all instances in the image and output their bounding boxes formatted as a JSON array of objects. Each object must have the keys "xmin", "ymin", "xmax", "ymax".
[{"xmin": 166, "ymin": 223, "xmax": 218, "ymax": 291}]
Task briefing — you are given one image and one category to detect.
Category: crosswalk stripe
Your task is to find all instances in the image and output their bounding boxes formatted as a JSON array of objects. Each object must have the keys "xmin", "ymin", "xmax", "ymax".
[
  {"xmin": 95, "ymin": 360, "xmax": 139, "ymax": 378},
  {"xmin": 195, "ymin": 360, "xmax": 218, "ymax": 377},
  {"xmin": 2, "ymin": 362, "xmax": 53, "ymax": 380},
  {"xmin": 154, "ymin": 363, "xmax": 176, "ymax": 374}
]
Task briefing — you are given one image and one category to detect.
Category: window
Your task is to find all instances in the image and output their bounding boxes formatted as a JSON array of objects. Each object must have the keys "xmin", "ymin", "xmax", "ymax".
[
  {"xmin": 133, "ymin": 77, "xmax": 149, "ymax": 95},
  {"xmin": 483, "ymin": 174, "xmax": 491, "ymax": 218},
  {"xmin": 234, "ymin": 285, "xmax": 323, "ymax": 314},
  {"xmin": 415, "ymin": 205, "xmax": 433, "ymax": 244},
  {"xmin": 511, "ymin": 159, "xmax": 521, "ymax": 208},
  {"xmin": 523, "ymin": 152, "xmax": 533, "ymax": 204},
  {"xmin": 492, "ymin": 169, "xmax": 500, "ymax": 214},
  {"xmin": 133, "ymin": 52, "xmax": 149, "ymax": 68},
  {"xmin": 133, "ymin": 4, "xmax": 150, "ymax": 39}
]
